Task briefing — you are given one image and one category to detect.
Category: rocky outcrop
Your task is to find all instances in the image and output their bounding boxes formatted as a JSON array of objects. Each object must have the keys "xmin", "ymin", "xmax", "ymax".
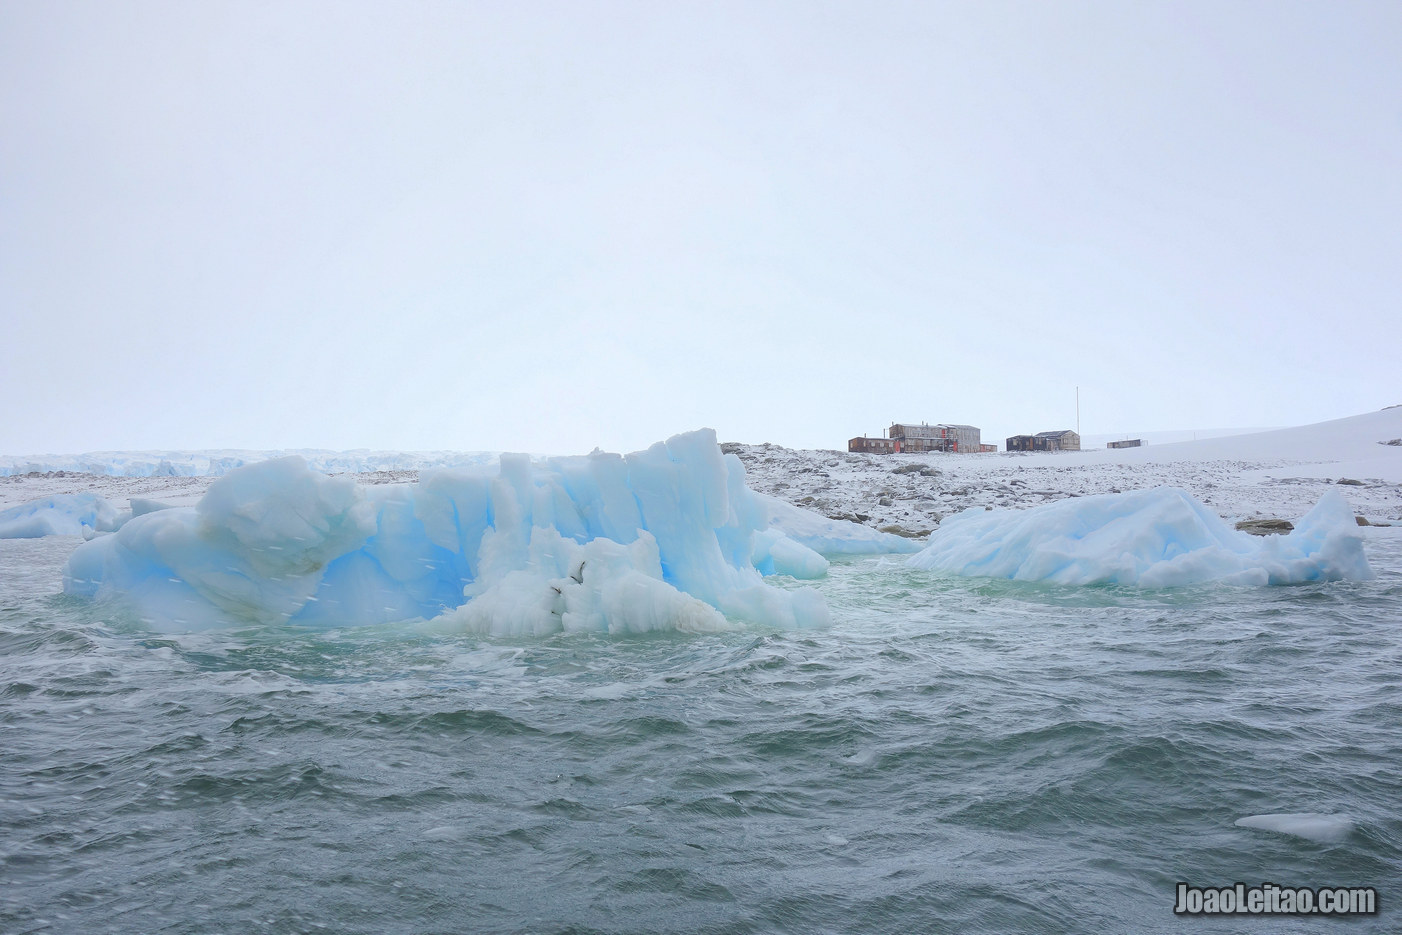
[{"xmin": 1236, "ymin": 518, "xmax": 1295, "ymax": 536}]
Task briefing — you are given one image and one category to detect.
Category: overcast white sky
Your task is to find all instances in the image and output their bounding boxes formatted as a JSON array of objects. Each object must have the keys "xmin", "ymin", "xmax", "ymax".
[{"xmin": 2, "ymin": 1, "xmax": 1398, "ymax": 455}]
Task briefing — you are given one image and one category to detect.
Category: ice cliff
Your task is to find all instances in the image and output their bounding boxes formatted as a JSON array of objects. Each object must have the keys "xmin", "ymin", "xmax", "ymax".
[
  {"xmin": 907, "ymin": 486, "xmax": 1373, "ymax": 586},
  {"xmin": 62, "ymin": 430, "xmax": 911, "ymax": 633}
]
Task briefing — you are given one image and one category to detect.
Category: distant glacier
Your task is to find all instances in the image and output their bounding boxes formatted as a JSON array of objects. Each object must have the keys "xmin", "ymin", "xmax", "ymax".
[{"xmin": 0, "ymin": 448, "xmax": 501, "ymax": 477}]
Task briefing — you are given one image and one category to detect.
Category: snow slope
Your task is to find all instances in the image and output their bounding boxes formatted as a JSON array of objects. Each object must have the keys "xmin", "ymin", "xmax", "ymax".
[{"xmin": 1078, "ymin": 407, "xmax": 1402, "ymax": 481}]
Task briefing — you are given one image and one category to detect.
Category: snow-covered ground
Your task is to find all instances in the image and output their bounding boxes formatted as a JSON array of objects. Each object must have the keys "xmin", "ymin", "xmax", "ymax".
[{"xmin": 2, "ymin": 408, "xmax": 1399, "ymax": 538}]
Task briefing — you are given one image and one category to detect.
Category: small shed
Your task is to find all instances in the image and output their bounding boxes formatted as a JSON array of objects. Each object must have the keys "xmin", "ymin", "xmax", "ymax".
[
  {"xmin": 1007, "ymin": 430, "xmax": 1081, "ymax": 452},
  {"xmin": 1035, "ymin": 430, "xmax": 1081, "ymax": 452},
  {"xmin": 849, "ymin": 436, "xmax": 897, "ymax": 454}
]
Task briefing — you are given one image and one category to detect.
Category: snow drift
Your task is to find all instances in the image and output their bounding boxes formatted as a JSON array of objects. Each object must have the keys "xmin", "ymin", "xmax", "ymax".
[
  {"xmin": 906, "ymin": 487, "xmax": 1372, "ymax": 586},
  {"xmin": 62, "ymin": 430, "xmax": 907, "ymax": 633}
]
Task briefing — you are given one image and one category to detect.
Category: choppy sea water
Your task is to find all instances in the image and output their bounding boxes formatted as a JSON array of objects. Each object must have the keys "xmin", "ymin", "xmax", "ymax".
[{"xmin": 3, "ymin": 534, "xmax": 1401, "ymax": 935}]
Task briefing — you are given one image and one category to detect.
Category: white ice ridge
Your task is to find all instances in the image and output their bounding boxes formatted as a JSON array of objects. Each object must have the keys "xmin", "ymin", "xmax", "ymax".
[
  {"xmin": 62, "ymin": 430, "xmax": 913, "ymax": 633},
  {"xmin": 1234, "ymin": 813, "xmax": 1355, "ymax": 843},
  {"xmin": 906, "ymin": 486, "xmax": 1372, "ymax": 586}
]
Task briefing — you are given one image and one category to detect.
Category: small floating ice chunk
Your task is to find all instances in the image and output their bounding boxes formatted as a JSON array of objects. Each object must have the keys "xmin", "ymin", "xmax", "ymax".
[
  {"xmin": 0, "ymin": 492, "xmax": 126, "ymax": 538},
  {"xmin": 1234, "ymin": 813, "xmax": 1354, "ymax": 843},
  {"xmin": 420, "ymin": 826, "xmax": 463, "ymax": 841},
  {"xmin": 750, "ymin": 528, "xmax": 830, "ymax": 579},
  {"xmin": 761, "ymin": 493, "xmax": 922, "ymax": 555}
]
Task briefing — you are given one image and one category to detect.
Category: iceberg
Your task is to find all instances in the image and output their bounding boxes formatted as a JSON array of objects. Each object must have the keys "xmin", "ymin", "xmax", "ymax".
[
  {"xmin": 0, "ymin": 493, "xmax": 127, "ymax": 539},
  {"xmin": 906, "ymin": 487, "xmax": 1372, "ymax": 586},
  {"xmin": 61, "ymin": 430, "xmax": 896, "ymax": 634}
]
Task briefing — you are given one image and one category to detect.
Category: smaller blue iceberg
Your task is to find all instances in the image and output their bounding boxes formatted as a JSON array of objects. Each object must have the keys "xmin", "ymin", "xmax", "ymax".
[
  {"xmin": 906, "ymin": 487, "xmax": 1372, "ymax": 586},
  {"xmin": 0, "ymin": 493, "xmax": 125, "ymax": 539}
]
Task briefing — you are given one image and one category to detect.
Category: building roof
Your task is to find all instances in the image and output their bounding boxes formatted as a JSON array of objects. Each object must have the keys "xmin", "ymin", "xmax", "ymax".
[
  {"xmin": 1035, "ymin": 430, "xmax": 1077, "ymax": 438},
  {"xmin": 890, "ymin": 422, "xmax": 979, "ymax": 430}
]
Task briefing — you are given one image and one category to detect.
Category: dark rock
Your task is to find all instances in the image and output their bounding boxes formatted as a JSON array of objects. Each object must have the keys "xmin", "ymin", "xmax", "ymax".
[
  {"xmin": 877, "ymin": 496, "xmax": 892, "ymax": 506},
  {"xmin": 1336, "ymin": 478, "xmax": 1365, "ymax": 485},
  {"xmin": 1235, "ymin": 518, "xmax": 1294, "ymax": 536},
  {"xmin": 879, "ymin": 524, "xmax": 931, "ymax": 538}
]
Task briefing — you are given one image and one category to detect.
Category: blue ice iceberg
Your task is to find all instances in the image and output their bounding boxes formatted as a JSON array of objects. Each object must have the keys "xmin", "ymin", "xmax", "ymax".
[
  {"xmin": 906, "ymin": 487, "xmax": 1372, "ymax": 586},
  {"xmin": 62, "ymin": 430, "xmax": 903, "ymax": 633},
  {"xmin": 0, "ymin": 493, "xmax": 126, "ymax": 539}
]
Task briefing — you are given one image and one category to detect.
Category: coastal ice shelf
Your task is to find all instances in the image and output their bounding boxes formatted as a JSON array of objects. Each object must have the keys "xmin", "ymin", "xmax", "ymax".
[
  {"xmin": 907, "ymin": 486, "xmax": 1373, "ymax": 586},
  {"xmin": 62, "ymin": 430, "xmax": 916, "ymax": 634}
]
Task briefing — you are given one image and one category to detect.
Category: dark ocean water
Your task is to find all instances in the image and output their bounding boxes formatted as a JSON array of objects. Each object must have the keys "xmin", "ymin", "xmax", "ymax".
[{"xmin": 3, "ymin": 534, "xmax": 1401, "ymax": 934}]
